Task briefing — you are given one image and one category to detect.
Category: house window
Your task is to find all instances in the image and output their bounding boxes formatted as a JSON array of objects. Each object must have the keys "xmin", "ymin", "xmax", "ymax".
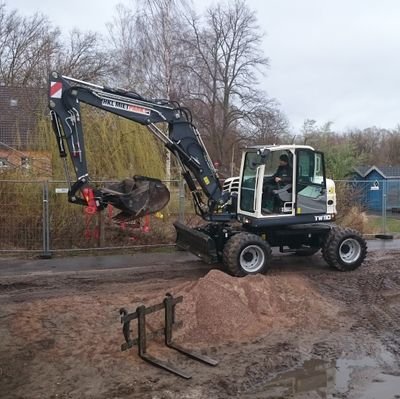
[{"xmin": 10, "ymin": 99, "xmax": 18, "ymax": 107}]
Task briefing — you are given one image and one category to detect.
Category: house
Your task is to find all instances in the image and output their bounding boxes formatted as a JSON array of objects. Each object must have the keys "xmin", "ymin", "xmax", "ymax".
[
  {"xmin": 0, "ymin": 85, "xmax": 51, "ymax": 175},
  {"xmin": 354, "ymin": 165, "xmax": 400, "ymax": 212}
]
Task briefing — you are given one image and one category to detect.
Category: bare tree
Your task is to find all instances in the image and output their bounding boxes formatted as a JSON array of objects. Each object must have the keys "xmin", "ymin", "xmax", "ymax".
[
  {"xmin": 137, "ymin": 0, "xmax": 184, "ymax": 98},
  {"xmin": 108, "ymin": 1, "xmax": 188, "ymax": 95},
  {"xmin": 246, "ymin": 99, "xmax": 290, "ymax": 145},
  {"xmin": 346, "ymin": 126, "xmax": 400, "ymax": 167},
  {"xmin": 0, "ymin": 2, "xmax": 111, "ymax": 86},
  {"xmin": 106, "ymin": 0, "xmax": 288, "ymax": 172},
  {"xmin": 184, "ymin": 0, "xmax": 269, "ymax": 165},
  {"xmin": 107, "ymin": 0, "xmax": 189, "ymax": 181},
  {"xmin": 0, "ymin": 2, "xmax": 59, "ymax": 86},
  {"xmin": 346, "ymin": 127, "xmax": 389, "ymax": 165},
  {"xmin": 301, "ymin": 119, "xmax": 336, "ymax": 147},
  {"xmin": 107, "ymin": 4, "xmax": 143, "ymax": 88},
  {"xmin": 56, "ymin": 30, "xmax": 111, "ymax": 81},
  {"xmin": 376, "ymin": 128, "xmax": 400, "ymax": 165}
]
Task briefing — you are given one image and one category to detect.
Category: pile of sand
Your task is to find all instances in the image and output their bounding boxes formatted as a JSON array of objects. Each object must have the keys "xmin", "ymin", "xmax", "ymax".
[{"xmin": 174, "ymin": 270, "xmax": 339, "ymax": 345}]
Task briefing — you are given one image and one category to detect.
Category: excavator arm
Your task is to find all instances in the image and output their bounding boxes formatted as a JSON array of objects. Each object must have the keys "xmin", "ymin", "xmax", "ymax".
[{"xmin": 48, "ymin": 72, "xmax": 232, "ymax": 221}]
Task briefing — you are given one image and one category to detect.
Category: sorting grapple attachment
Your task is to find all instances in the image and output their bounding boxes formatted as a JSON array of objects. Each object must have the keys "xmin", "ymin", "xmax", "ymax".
[{"xmin": 101, "ymin": 175, "xmax": 170, "ymax": 221}]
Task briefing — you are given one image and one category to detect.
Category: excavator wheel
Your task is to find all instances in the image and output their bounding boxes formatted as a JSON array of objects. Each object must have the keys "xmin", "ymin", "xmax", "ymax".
[
  {"xmin": 223, "ymin": 232, "xmax": 272, "ymax": 277},
  {"xmin": 322, "ymin": 226, "xmax": 367, "ymax": 271}
]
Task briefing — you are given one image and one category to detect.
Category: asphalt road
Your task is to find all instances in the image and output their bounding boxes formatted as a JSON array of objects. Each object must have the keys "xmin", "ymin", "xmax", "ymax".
[
  {"xmin": 0, "ymin": 251, "xmax": 204, "ymax": 277},
  {"xmin": 0, "ymin": 239, "xmax": 398, "ymax": 278}
]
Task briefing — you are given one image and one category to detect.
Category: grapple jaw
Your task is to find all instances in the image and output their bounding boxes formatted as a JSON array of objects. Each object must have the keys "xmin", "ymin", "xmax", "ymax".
[{"xmin": 100, "ymin": 175, "xmax": 170, "ymax": 221}]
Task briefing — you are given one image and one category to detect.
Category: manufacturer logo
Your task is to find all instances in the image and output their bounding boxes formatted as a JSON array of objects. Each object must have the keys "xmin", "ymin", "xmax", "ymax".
[
  {"xmin": 101, "ymin": 99, "xmax": 151, "ymax": 116},
  {"xmin": 314, "ymin": 214, "xmax": 332, "ymax": 221}
]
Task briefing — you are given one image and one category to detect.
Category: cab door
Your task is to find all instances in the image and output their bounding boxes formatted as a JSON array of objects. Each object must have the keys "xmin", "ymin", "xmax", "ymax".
[
  {"xmin": 238, "ymin": 151, "xmax": 264, "ymax": 217},
  {"xmin": 296, "ymin": 149, "xmax": 327, "ymax": 215}
]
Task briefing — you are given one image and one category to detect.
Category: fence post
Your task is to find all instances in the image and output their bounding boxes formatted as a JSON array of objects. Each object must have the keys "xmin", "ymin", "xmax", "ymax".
[
  {"xmin": 41, "ymin": 181, "xmax": 52, "ymax": 259},
  {"xmin": 382, "ymin": 179, "xmax": 387, "ymax": 235},
  {"xmin": 178, "ymin": 177, "xmax": 185, "ymax": 223},
  {"xmin": 98, "ymin": 211, "xmax": 105, "ymax": 247}
]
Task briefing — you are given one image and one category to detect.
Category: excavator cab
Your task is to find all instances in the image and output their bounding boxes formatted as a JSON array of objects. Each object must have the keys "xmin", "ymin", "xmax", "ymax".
[{"xmin": 236, "ymin": 145, "xmax": 335, "ymax": 226}]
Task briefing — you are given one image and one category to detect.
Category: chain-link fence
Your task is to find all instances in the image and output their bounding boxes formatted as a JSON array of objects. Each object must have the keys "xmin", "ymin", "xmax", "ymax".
[
  {"xmin": 334, "ymin": 179, "xmax": 400, "ymax": 238},
  {"xmin": 0, "ymin": 179, "xmax": 192, "ymax": 255},
  {"xmin": 0, "ymin": 180, "xmax": 44, "ymax": 252},
  {"xmin": 1, "ymin": 178, "xmax": 399, "ymax": 255}
]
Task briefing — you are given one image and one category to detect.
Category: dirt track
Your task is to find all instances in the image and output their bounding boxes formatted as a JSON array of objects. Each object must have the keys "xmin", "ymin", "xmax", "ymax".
[{"xmin": 0, "ymin": 249, "xmax": 400, "ymax": 398}]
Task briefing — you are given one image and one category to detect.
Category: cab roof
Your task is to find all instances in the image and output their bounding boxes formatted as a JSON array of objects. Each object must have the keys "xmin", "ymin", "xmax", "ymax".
[{"xmin": 244, "ymin": 144, "xmax": 315, "ymax": 152}]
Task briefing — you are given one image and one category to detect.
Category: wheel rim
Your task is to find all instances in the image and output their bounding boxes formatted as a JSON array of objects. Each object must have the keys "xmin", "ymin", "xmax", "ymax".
[
  {"xmin": 339, "ymin": 238, "xmax": 361, "ymax": 264},
  {"xmin": 239, "ymin": 245, "xmax": 265, "ymax": 273}
]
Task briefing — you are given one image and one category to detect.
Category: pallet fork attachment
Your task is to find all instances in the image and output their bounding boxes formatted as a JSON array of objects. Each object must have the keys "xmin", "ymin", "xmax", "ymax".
[{"xmin": 119, "ymin": 293, "xmax": 218, "ymax": 379}]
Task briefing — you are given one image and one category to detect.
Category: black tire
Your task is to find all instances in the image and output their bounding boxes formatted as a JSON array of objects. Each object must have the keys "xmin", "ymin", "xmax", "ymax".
[
  {"xmin": 223, "ymin": 232, "xmax": 272, "ymax": 277},
  {"xmin": 294, "ymin": 247, "xmax": 320, "ymax": 256},
  {"xmin": 322, "ymin": 226, "xmax": 367, "ymax": 271}
]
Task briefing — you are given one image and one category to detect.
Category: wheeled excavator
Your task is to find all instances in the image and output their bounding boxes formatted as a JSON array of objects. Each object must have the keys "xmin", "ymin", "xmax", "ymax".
[{"xmin": 48, "ymin": 72, "xmax": 367, "ymax": 276}]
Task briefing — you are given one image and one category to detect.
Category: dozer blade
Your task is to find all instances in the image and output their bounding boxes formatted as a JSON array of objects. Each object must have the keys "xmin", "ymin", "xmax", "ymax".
[
  {"xmin": 174, "ymin": 221, "xmax": 219, "ymax": 264},
  {"xmin": 101, "ymin": 176, "xmax": 170, "ymax": 221}
]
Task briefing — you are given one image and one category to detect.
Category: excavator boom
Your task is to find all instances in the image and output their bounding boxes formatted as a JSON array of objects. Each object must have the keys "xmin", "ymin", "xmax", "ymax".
[{"xmin": 48, "ymin": 72, "xmax": 232, "ymax": 221}]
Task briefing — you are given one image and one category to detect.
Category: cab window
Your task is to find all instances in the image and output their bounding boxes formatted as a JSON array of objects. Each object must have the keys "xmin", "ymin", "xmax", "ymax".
[
  {"xmin": 297, "ymin": 150, "xmax": 325, "ymax": 198},
  {"xmin": 240, "ymin": 152, "xmax": 261, "ymax": 212}
]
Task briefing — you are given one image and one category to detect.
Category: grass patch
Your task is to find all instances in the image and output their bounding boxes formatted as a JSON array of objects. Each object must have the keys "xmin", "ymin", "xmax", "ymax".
[{"xmin": 366, "ymin": 214, "xmax": 400, "ymax": 234}]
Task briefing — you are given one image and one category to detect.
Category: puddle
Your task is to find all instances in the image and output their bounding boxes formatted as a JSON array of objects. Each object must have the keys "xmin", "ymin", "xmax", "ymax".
[
  {"xmin": 335, "ymin": 356, "xmax": 378, "ymax": 392},
  {"xmin": 261, "ymin": 351, "xmax": 399, "ymax": 398},
  {"xmin": 358, "ymin": 373, "xmax": 400, "ymax": 399},
  {"xmin": 262, "ymin": 359, "xmax": 335, "ymax": 397}
]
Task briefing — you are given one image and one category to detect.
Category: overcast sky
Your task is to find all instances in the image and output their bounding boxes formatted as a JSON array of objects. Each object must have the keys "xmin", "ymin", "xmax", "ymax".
[{"xmin": 9, "ymin": 0, "xmax": 400, "ymax": 132}]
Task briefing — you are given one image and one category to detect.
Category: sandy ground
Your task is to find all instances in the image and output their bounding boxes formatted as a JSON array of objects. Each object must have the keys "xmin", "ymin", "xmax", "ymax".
[{"xmin": 0, "ymin": 249, "xmax": 400, "ymax": 398}]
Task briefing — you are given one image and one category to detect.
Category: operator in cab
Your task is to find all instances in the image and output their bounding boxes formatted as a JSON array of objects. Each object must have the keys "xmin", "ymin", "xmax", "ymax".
[
  {"xmin": 273, "ymin": 154, "xmax": 292, "ymax": 184},
  {"xmin": 262, "ymin": 153, "xmax": 292, "ymax": 213}
]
